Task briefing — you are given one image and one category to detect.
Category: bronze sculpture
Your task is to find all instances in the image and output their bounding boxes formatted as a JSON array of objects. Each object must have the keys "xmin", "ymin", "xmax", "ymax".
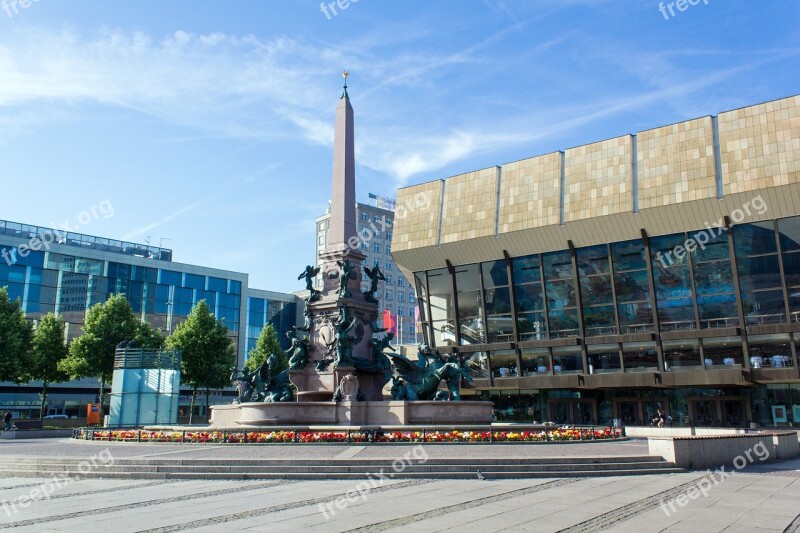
[
  {"xmin": 362, "ymin": 265, "xmax": 386, "ymax": 304},
  {"xmin": 286, "ymin": 330, "xmax": 312, "ymax": 370},
  {"xmin": 388, "ymin": 343, "xmax": 472, "ymax": 401}
]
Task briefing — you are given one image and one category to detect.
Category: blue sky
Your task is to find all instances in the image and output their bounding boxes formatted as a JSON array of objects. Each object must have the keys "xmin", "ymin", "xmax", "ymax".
[{"xmin": 1, "ymin": 0, "xmax": 798, "ymax": 291}]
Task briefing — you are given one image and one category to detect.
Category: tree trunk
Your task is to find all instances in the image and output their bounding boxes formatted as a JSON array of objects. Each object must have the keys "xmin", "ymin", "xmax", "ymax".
[
  {"xmin": 204, "ymin": 388, "xmax": 210, "ymax": 423},
  {"xmin": 188, "ymin": 388, "xmax": 196, "ymax": 425},
  {"xmin": 39, "ymin": 382, "xmax": 49, "ymax": 421}
]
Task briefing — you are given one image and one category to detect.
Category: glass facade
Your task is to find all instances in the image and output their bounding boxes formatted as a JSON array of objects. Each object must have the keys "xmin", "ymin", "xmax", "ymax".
[{"xmin": 414, "ymin": 215, "xmax": 800, "ymax": 378}]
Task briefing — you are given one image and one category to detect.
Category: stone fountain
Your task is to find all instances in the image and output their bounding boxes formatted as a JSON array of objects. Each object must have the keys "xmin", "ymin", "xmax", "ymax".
[{"xmin": 210, "ymin": 74, "xmax": 492, "ymax": 428}]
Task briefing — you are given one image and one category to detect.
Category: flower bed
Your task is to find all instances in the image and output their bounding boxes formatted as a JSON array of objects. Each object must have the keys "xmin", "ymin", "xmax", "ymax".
[{"xmin": 74, "ymin": 427, "xmax": 622, "ymax": 444}]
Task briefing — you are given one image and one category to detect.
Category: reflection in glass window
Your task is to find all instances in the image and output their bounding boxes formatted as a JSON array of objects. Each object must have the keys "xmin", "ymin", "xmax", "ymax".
[
  {"xmin": 552, "ymin": 346, "xmax": 582, "ymax": 374},
  {"xmin": 482, "ymin": 260, "xmax": 508, "ymax": 288},
  {"xmin": 623, "ymin": 342, "xmax": 658, "ymax": 372},
  {"xmin": 748, "ymin": 334, "xmax": 794, "ymax": 368},
  {"xmin": 662, "ymin": 339, "xmax": 701, "ymax": 370},
  {"xmin": 733, "ymin": 222, "xmax": 777, "ymax": 257},
  {"xmin": 512, "ymin": 255, "xmax": 540, "ymax": 284},
  {"xmin": 702, "ymin": 337, "xmax": 744, "ymax": 368},
  {"xmin": 521, "ymin": 349, "xmax": 550, "ymax": 376},
  {"xmin": 490, "ymin": 350, "xmax": 518, "ymax": 378},
  {"xmin": 588, "ymin": 344, "xmax": 621, "ymax": 374},
  {"xmin": 612, "ymin": 239, "xmax": 646, "ymax": 272}
]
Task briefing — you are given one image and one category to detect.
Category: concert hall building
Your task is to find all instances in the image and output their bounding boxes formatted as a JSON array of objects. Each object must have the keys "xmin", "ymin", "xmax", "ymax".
[{"xmin": 392, "ymin": 94, "xmax": 800, "ymax": 428}]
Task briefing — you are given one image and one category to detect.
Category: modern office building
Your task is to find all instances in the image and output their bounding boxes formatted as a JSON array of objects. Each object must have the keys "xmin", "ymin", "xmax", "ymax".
[
  {"xmin": 392, "ymin": 94, "xmax": 800, "ymax": 428},
  {"xmin": 0, "ymin": 220, "xmax": 300, "ymax": 419},
  {"xmin": 315, "ymin": 196, "xmax": 421, "ymax": 345}
]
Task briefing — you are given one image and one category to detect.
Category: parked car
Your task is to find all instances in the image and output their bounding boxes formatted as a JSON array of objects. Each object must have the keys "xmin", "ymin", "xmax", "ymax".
[{"xmin": 43, "ymin": 414, "xmax": 69, "ymax": 419}]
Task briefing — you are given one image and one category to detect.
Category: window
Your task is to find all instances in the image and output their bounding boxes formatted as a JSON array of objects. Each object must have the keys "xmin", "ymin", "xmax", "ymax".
[
  {"xmin": 386, "ymin": 231, "xmax": 393, "ymax": 240},
  {"xmin": 385, "ymin": 245, "xmax": 391, "ymax": 254},
  {"xmin": 386, "ymin": 275, "xmax": 393, "ymax": 284},
  {"xmin": 409, "ymin": 308, "xmax": 415, "ymax": 317},
  {"xmin": 397, "ymin": 292, "xmax": 404, "ymax": 302},
  {"xmin": 386, "ymin": 290, "xmax": 393, "ymax": 300},
  {"xmin": 373, "ymin": 243, "xmax": 380, "ymax": 253},
  {"xmin": 398, "ymin": 306, "xmax": 405, "ymax": 316},
  {"xmin": 409, "ymin": 294, "xmax": 416, "ymax": 303},
  {"xmin": 397, "ymin": 278, "xmax": 404, "ymax": 287},
  {"xmin": 319, "ymin": 222, "xmax": 325, "ymax": 231},
  {"xmin": 386, "ymin": 261, "xmax": 392, "ymax": 270},
  {"xmin": 319, "ymin": 236, "xmax": 325, "ymax": 245},
  {"xmin": 360, "ymin": 242, "xmax": 368, "ymax": 251},
  {"xmin": 373, "ymin": 215, "xmax": 381, "ymax": 223},
  {"xmin": 361, "ymin": 212, "xmax": 368, "ymax": 221},
  {"xmin": 373, "ymin": 259, "xmax": 380, "ymax": 267}
]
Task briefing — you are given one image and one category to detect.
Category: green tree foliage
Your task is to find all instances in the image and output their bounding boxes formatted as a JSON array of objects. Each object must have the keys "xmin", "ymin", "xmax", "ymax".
[
  {"xmin": 58, "ymin": 294, "xmax": 165, "ymax": 405},
  {"xmin": 29, "ymin": 313, "xmax": 70, "ymax": 420},
  {"xmin": 245, "ymin": 323, "xmax": 288, "ymax": 374},
  {"xmin": 0, "ymin": 287, "xmax": 33, "ymax": 385},
  {"xmin": 166, "ymin": 300, "xmax": 235, "ymax": 423}
]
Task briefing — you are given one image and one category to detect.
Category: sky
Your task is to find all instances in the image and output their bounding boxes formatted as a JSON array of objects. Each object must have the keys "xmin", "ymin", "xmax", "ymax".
[{"xmin": 1, "ymin": 0, "xmax": 798, "ymax": 292}]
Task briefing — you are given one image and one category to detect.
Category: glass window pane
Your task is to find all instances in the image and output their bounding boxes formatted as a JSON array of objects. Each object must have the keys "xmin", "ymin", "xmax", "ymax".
[
  {"xmin": 514, "ymin": 283, "xmax": 544, "ymax": 313},
  {"xmin": 517, "ymin": 312, "xmax": 546, "ymax": 341},
  {"xmin": 486, "ymin": 315, "xmax": 514, "ymax": 343},
  {"xmin": 521, "ymin": 349, "xmax": 550, "ymax": 376},
  {"xmin": 427, "ymin": 268, "xmax": 451, "ymax": 295},
  {"xmin": 651, "ymin": 233, "xmax": 689, "ymax": 267},
  {"xmin": 658, "ymin": 299, "xmax": 696, "ymax": 331},
  {"xmin": 694, "ymin": 261, "xmax": 734, "ymax": 295},
  {"xmin": 697, "ymin": 295, "xmax": 739, "ymax": 328},
  {"xmin": 552, "ymin": 346, "xmax": 583, "ymax": 374},
  {"xmin": 588, "ymin": 344, "xmax": 621, "ymax": 374},
  {"xmin": 545, "ymin": 279, "xmax": 576, "ymax": 308},
  {"xmin": 583, "ymin": 305, "xmax": 616, "ymax": 336},
  {"xmin": 622, "ymin": 342, "xmax": 658, "ymax": 372},
  {"xmin": 481, "ymin": 260, "xmax": 508, "ymax": 288},
  {"xmin": 484, "ymin": 287, "xmax": 511, "ymax": 315},
  {"xmin": 612, "ymin": 239, "xmax": 646, "ymax": 272},
  {"xmin": 654, "ymin": 266, "xmax": 692, "ymax": 298},
  {"xmin": 543, "ymin": 251, "xmax": 572, "ymax": 280},
  {"xmin": 663, "ymin": 339, "xmax": 701, "ymax": 370},
  {"xmin": 702, "ymin": 337, "xmax": 744, "ymax": 368},
  {"xmin": 614, "ymin": 270, "xmax": 651, "ymax": 302},
  {"xmin": 207, "ymin": 277, "xmax": 227, "ymax": 292},
  {"xmin": 783, "ymin": 253, "xmax": 800, "ymax": 286},
  {"xmin": 743, "ymin": 290, "xmax": 786, "ymax": 324},
  {"xmin": 748, "ymin": 334, "xmax": 793, "ymax": 368},
  {"xmin": 580, "ymin": 275, "xmax": 613, "ymax": 306},
  {"xmin": 512, "ymin": 255, "xmax": 540, "ymax": 284},
  {"xmin": 778, "ymin": 216, "xmax": 800, "ymax": 252},
  {"xmin": 577, "ymin": 245, "xmax": 610, "ymax": 274},
  {"xmin": 490, "ymin": 350, "xmax": 518, "ymax": 378},
  {"xmin": 548, "ymin": 308, "xmax": 579, "ymax": 338},
  {"xmin": 737, "ymin": 255, "xmax": 782, "ymax": 291},
  {"xmin": 617, "ymin": 302, "xmax": 654, "ymax": 333},
  {"xmin": 454, "ymin": 264, "xmax": 481, "ymax": 292},
  {"xmin": 159, "ymin": 270, "xmax": 182, "ymax": 286},
  {"xmin": 733, "ymin": 222, "xmax": 777, "ymax": 257},
  {"xmin": 690, "ymin": 229, "xmax": 730, "ymax": 262}
]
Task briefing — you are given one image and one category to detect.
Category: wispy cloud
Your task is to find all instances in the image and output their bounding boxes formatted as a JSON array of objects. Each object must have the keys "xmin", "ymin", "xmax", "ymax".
[{"xmin": 122, "ymin": 200, "xmax": 205, "ymax": 240}]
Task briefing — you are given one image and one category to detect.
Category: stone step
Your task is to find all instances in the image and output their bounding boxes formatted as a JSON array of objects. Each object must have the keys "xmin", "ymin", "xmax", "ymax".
[
  {"xmin": 0, "ymin": 467, "xmax": 685, "ymax": 480},
  {"xmin": 0, "ymin": 455, "xmax": 666, "ymax": 466},
  {"xmin": 0, "ymin": 461, "xmax": 674, "ymax": 474}
]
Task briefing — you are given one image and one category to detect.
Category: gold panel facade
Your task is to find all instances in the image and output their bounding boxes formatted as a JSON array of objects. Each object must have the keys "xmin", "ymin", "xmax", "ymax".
[
  {"xmin": 392, "ymin": 180, "xmax": 443, "ymax": 252},
  {"xmin": 564, "ymin": 135, "xmax": 633, "ymax": 222},
  {"xmin": 439, "ymin": 168, "xmax": 498, "ymax": 244},
  {"xmin": 638, "ymin": 116, "xmax": 716, "ymax": 208},
  {"xmin": 498, "ymin": 152, "xmax": 561, "ymax": 233},
  {"xmin": 719, "ymin": 95, "xmax": 800, "ymax": 194}
]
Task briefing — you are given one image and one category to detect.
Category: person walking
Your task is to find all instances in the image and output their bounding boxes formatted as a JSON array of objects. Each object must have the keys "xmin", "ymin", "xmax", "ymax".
[{"xmin": 3, "ymin": 410, "xmax": 12, "ymax": 431}]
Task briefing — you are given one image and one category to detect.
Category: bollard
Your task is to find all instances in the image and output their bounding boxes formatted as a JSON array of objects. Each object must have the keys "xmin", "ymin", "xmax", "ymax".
[
  {"xmin": 243, "ymin": 431, "xmax": 247, "ymax": 444},
  {"xmin": 137, "ymin": 430, "xmax": 141, "ymax": 442}
]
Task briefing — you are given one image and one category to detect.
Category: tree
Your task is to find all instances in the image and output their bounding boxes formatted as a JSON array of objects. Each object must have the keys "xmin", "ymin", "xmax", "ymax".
[
  {"xmin": 245, "ymin": 323, "xmax": 288, "ymax": 374},
  {"xmin": 58, "ymin": 294, "xmax": 164, "ymax": 407},
  {"xmin": 0, "ymin": 287, "xmax": 33, "ymax": 385},
  {"xmin": 166, "ymin": 300, "xmax": 235, "ymax": 423},
  {"xmin": 29, "ymin": 313, "xmax": 70, "ymax": 420}
]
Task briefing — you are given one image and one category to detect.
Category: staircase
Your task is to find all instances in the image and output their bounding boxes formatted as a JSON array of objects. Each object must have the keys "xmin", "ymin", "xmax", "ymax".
[{"xmin": 0, "ymin": 455, "xmax": 684, "ymax": 480}]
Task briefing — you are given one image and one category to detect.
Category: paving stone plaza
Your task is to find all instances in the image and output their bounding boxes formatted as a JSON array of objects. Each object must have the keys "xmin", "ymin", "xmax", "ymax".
[{"xmin": 1, "ymin": 437, "xmax": 799, "ymax": 532}]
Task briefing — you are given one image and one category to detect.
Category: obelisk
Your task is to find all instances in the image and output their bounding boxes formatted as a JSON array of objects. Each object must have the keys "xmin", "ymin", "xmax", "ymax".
[{"xmin": 291, "ymin": 72, "xmax": 384, "ymax": 402}]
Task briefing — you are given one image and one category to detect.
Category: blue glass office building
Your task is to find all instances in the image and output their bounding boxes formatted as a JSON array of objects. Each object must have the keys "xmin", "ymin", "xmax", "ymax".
[{"xmin": 0, "ymin": 219, "xmax": 300, "ymax": 419}]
